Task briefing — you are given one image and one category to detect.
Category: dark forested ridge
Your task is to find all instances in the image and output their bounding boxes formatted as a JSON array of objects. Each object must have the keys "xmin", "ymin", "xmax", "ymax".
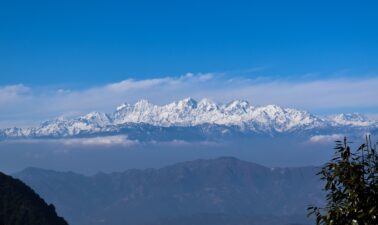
[
  {"xmin": 0, "ymin": 172, "xmax": 68, "ymax": 225},
  {"xmin": 15, "ymin": 157, "xmax": 324, "ymax": 225}
]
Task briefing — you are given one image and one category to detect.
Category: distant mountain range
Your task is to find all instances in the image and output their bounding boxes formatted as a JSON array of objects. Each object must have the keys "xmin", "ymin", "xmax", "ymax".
[
  {"xmin": 1, "ymin": 98, "xmax": 377, "ymax": 141},
  {"xmin": 15, "ymin": 157, "xmax": 323, "ymax": 225}
]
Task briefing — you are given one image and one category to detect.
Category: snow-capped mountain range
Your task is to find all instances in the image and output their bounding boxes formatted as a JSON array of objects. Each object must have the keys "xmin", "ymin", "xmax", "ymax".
[{"xmin": 1, "ymin": 98, "xmax": 377, "ymax": 141}]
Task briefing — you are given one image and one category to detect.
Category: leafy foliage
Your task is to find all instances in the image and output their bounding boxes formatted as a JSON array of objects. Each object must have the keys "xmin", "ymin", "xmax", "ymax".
[
  {"xmin": 0, "ymin": 172, "xmax": 68, "ymax": 225},
  {"xmin": 308, "ymin": 136, "xmax": 378, "ymax": 225}
]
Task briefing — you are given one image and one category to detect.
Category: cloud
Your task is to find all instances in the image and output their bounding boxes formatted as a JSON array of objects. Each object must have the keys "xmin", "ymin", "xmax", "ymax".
[
  {"xmin": 0, "ymin": 84, "xmax": 30, "ymax": 104},
  {"xmin": 2, "ymin": 136, "xmax": 220, "ymax": 148},
  {"xmin": 0, "ymin": 74, "xmax": 378, "ymax": 128},
  {"xmin": 105, "ymin": 73, "xmax": 214, "ymax": 92},
  {"xmin": 309, "ymin": 134, "xmax": 344, "ymax": 143},
  {"xmin": 105, "ymin": 78, "xmax": 170, "ymax": 92},
  {"xmin": 61, "ymin": 135, "xmax": 138, "ymax": 146},
  {"xmin": 4, "ymin": 135, "xmax": 138, "ymax": 147}
]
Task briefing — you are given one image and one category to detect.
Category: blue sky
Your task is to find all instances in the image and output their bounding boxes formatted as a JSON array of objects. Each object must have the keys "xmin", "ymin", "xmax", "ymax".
[
  {"xmin": 0, "ymin": 0, "xmax": 378, "ymax": 127},
  {"xmin": 1, "ymin": 0, "xmax": 378, "ymax": 86}
]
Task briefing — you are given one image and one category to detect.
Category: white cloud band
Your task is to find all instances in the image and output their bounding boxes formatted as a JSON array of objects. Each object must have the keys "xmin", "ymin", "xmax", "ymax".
[{"xmin": 0, "ymin": 73, "xmax": 378, "ymax": 128}]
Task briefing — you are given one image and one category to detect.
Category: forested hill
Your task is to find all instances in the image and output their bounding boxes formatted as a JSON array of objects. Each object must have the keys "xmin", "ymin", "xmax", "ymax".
[{"xmin": 0, "ymin": 171, "xmax": 68, "ymax": 225}]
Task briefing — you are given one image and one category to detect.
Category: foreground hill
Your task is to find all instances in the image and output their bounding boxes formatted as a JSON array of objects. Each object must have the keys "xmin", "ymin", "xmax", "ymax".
[
  {"xmin": 0, "ymin": 172, "xmax": 68, "ymax": 225},
  {"xmin": 16, "ymin": 157, "xmax": 324, "ymax": 225}
]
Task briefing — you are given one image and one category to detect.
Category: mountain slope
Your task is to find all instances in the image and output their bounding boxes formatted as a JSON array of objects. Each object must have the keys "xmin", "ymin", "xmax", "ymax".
[
  {"xmin": 15, "ymin": 157, "xmax": 324, "ymax": 225},
  {"xmin": 0, "ymin": 172, "xmax": 68, "ymax": 225}
]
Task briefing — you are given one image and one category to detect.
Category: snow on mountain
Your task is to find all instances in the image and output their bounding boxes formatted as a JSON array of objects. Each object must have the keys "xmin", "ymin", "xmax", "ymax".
[
  {"xmin": 2, "ymin": 127, "xmax": 31, "ymax": 137},
  {"xmin": 328, "ymin": 113, "xmax": 373, "ymax": 126},
  {"xmin": 80, "ymin": 112, "xmax": 112, "ymax": 127},
  {"xmin": 246, "ymin": 105, "xmax": 324, "ymax": 133},
  {"xmin": 1, "ymin": 98, "xmax": 377, "ymax": 140},
  {"xmin": 110, "ymin": 98, "xmax": 322, "ymax": 132},
  {"xmin": 32, "ymin": 112, "xmax": 112, "ymax": 137},
  {"xmin": 223, "ymin": 100, "xmax": 250, "ymax": 115},
  {"xmin": 0, "ymin": 112, "xmax": 113, "ymax": 138},
  {"xmin": 112, "ymin": 98, "xmax": 321, "ymax": 131}
]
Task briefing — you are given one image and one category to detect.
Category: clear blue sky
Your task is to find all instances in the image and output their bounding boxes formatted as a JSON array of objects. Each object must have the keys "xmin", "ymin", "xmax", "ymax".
[{"xmin": 1, "ymin": 0, "xmax": 378, "ymax": 87}]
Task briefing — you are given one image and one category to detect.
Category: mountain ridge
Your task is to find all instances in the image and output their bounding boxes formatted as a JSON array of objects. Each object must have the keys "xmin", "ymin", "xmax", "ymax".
[
  {"xmin": 14, "ymin": 157, "xmax": 322, "ymax": 225},
  {"xmin": 1, "ymin": 98, "xmax": 377, "ymax": 140}
]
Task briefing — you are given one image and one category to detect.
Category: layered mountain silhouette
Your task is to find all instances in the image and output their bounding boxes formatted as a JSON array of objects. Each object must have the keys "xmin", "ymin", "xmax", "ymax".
[
  {"xmin": 0, "ymin": 172, "xmax": 68, "ymax": 225},
  {"xmin": 16, "ymin": 157, "xmax": 324, "ymax": 225}
]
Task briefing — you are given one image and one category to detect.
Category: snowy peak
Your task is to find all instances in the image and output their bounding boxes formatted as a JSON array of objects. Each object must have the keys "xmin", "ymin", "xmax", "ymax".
[
  {"xmin": 116, "ymin": 103, "xmax": 131, "ymax": 111},
  {"xmin": 330, "ymin": 113, "xmax": 372, "ymax": 126},
  {"xmin": 246, "ymin": 105, "xmax": 322, "ymax": 132},
  {"xmin": 80, "ymin": 112, "xmax": 112, "ymax": 126},
  {"xmin": 110, "ymin": 98, "xmax": 320, "ymax": 131},
  {"xmin": 134, "ymin": 99, "xmax": 154, "ymax": 110},
  {"xmin": 197, "ymin": 98, "xmax": 218, "ymax": 112},
  {"xmin": 177, "ymin": 97, "xmax": 198, "ymax": 109},
  {"xmin": 224, "ymin": 100, "xmax": 250, "ymax": 114}
]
